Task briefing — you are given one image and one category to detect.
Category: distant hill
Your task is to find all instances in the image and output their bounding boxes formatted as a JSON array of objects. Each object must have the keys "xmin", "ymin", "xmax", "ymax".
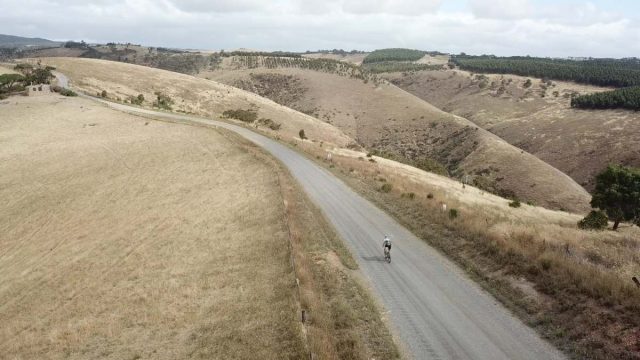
[{"xmin": 0, "ymin": 34, "xmax": 60, "ymax": 48}]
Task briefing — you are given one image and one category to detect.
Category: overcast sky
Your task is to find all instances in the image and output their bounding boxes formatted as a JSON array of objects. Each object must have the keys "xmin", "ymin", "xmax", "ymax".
[{"xmin": 2, "ymin": 0, "xmax": 639, "ymax": 57}]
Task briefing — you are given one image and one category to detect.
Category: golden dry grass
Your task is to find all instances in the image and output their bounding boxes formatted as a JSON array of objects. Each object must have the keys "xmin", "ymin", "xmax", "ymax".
[
  {"xmin": 0, "ymin": 95, "xmax": 306, "ymax": 359},
  {"xmin": 0, "ymin": 93, "xmax": 398, "ymax": 360},
  {"xmin": 37, "ymin": 57, "xmax": 355, "ymax": 149}
]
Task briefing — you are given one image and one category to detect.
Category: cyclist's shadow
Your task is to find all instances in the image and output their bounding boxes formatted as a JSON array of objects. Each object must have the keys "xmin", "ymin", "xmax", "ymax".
[{"xmin": 361, "ymin": 255, "xmax": 388, "ymax": 262}]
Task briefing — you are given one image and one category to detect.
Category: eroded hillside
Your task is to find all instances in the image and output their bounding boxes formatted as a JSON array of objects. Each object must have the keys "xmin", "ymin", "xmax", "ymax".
[
  {"xmin": 203, "ymin": 62, "xmax": 591, "ymax": 212},
  {"xmin": 387, "ymin": 70, "xmax": 640, "ymax": 191}
]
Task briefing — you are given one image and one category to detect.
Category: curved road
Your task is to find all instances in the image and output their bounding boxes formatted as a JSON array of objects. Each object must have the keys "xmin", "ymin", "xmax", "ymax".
[{"xmin": 57, "ymin": 73, "xmax": 565, "ymax": 360}]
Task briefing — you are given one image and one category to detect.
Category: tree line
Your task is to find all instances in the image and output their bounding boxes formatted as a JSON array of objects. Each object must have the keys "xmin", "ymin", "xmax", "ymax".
[
  {"xmin": 450, "ymin": 55, "xmax": 640, "ymax": 88},
  {"xmin": 230, "ymin": 55, "xmax": 382, "ymax": 84},
  {"xmin": 363, "ymin": 48, "xmax": 427, "ymax": 64},
  {"xmin": 571, "ymin": 86, "xmax": 640, "ymax": 111}
]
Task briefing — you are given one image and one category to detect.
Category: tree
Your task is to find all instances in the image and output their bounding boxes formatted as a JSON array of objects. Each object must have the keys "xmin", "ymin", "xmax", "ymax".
[
  {"xmin": 0, "ymin": 74, "xmax": 25, "ymax": 89},
  {"xmin": 590, "ymin": 165, "xmax": 640, "ymax": 230},
  {"xmin": 578, "ymin": 210, "xmax": 608, "ymax": 230}
]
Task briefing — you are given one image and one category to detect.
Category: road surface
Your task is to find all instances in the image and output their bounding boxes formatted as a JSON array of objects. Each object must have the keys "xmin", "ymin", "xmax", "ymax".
[{"xmin": 57, "ymin": 73, "xmax": 565, "ymax": 360}]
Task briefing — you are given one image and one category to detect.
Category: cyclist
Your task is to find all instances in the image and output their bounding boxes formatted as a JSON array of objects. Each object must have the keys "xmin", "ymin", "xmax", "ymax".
[{"xmin": 382, "ymin": 235, "xmax": 392, "ymax": 258}]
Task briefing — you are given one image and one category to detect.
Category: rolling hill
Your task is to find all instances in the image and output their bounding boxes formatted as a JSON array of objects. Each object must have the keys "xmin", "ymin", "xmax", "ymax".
[
  {"xmin": 0, "ymin": 34, "xmax": 60, "ymax": 48},
  {"xmin": 386, "ymin": 69, "xmax": 640, "ymax": 191},
  {"xmin": 200, "ymin": 58, "xmax": 591, "ymax": 212},
  {"xmin": 39, "ymin": 57, "xmax": 355, "ymax": 149}
]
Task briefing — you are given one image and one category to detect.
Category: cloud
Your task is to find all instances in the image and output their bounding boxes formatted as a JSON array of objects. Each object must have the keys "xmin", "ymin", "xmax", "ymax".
[
  {"xmin": 0, "ymin": 0, "xmax": 638, "ymax": 58},
  {"xmin": 469, "ymin": 0, "xmax": 532, "ymax": 19},
  {"xmin": 341, "ymin": 0, "xmax": 443, "ymax": 15}
]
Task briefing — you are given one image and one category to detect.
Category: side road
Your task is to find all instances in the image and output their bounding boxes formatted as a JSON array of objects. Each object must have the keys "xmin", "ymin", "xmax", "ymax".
[{"xmin": 57, "ymin": 73, "xmax": 565, "ymax": 360}]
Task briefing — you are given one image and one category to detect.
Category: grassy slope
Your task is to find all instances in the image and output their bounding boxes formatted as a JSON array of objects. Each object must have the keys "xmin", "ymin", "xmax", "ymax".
[
  {"xmin": 40, "ymin": 57, "xmax": 355, "ymax": 149},
  {"xmin": 386, "ymin": 69, "xmax": 640, "ymax": 191},
  {"xmin": 203, "ymin": 66, "xmax": 591, "ymax": 213},
  {"xmin": 0, "ymin": 95, "xmax": 304, "ymax": 359},
  {"xmin": 0, "ymin": 95, "xmax": 398, "ymax": 359}
]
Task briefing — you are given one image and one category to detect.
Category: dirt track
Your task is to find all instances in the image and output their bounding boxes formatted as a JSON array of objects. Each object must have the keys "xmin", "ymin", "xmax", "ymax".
[{"xmin": 76, "ymin": 87, "xmax": 566, "ymax": 360}]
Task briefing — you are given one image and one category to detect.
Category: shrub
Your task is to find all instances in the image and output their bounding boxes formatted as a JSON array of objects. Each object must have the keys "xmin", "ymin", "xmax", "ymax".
[
  {"xmin": 60, "ymin": 88, "xmax": 77, "ymax": 97},
  {"xmin": 299, "ymin": 129, "xmax": 306, "ymax": 139},
  {"xmin": 509, "ymin": 199, "xmax": 521, "ymax": 208},
  {"xmin": 427, "ymin": 193, "xmax": 434, "ymax": 199},
  {"xmin": 523, "ymin": 79, "xmax": 532, "ymax": 88},
  {"xmin": 130, "ymin": 94, "xmax": 144, "ymax": 105},
  {"xmin": 257, "ymin": 118, "xmax": 281, "ymax": 130},
  {"xmin": 222, "ymin": 109, "xmax": 258, "ymax": 122},
  {"xmin": 101, "ymin": 90, "xmax": 107, "ymax": 98},
  {"xmin": 380, "ymin": 183, "xmax": 392, "ymax": 193},
  {"xmin": 449, "ymin": 209, "xmax": 458, "ymax": 219},
  {"xmin": 153, "ymin": 92, "xmax": 174, "ymax": 110},
  {"xmin": 578, "ymin": 210, "xmax": 609, "ymax": 230},
  {"xmin": 401, "ymin": 192, "xmax": 416, "ymax": 200}
]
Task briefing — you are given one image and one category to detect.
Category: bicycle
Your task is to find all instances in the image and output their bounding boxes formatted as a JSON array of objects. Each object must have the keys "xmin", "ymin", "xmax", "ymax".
[{"xmin": 384, "ymin": 247, "xmax": 391, "ymax": 263}]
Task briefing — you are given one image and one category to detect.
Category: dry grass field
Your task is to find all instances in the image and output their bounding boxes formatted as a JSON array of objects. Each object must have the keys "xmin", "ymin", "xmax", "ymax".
[
  {"xmin": 204, "ymin": 66, "xmax": 591, "ymax": 213},
  {"xmin": 0, "ymin": 94, "xmax": 396, "ymax": 359},
  {"xmin": 387, "ymin": 69, "xmax": 640, "ymax": 191},
  {"xmin": 37, "ymin": 57, "xmax": 355, "ymax": 149}
]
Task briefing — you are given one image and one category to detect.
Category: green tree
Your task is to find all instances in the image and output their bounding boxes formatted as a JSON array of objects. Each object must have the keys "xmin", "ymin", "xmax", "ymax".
[
  {"xmin": 590, "ymin": 165, "xmax": 640, "ymax": 230},
  {"xmin": 0, "ymin": 74, "xmax": 25, "ymax": 89}
]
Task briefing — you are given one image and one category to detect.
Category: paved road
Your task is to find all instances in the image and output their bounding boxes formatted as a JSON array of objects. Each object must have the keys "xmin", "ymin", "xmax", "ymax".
[{"xmin": 57, "ymin": 74, "xmax": 565, "ymax": 360}]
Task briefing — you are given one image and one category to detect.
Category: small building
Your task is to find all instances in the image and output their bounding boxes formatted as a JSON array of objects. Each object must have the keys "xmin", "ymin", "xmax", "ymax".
[{"xmin": 28, "ymin": 84, "xmax": 51, "ymax": 96}]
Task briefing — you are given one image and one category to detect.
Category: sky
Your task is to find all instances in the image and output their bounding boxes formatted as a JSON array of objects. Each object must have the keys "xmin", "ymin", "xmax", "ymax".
[{"xmin": 1, "ymin": 0, "xmax": 639, "ymax": 57}]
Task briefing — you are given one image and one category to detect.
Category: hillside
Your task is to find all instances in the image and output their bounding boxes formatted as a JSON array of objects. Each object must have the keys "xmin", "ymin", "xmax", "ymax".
[
  {"xmin": 201, "ymin": 60, "xmax": 591, "ymax": 212},
  {"xmin": 0, "ymin": 92, "xmax": 398, "ymax": 359},
  {"xmin": 0, "ymin": 94, "xmax": 306, "ymax": 358},
  {"xmin": 386, "ymin": 69, "xmax": 640, "ymax": 191},
  {"xmin": 39, "ymin": 57, "xmax": 355, "ymax": 148},
  {"xmin": 0, "ymin": 34, "xmax": 60, "ymax": 48}
]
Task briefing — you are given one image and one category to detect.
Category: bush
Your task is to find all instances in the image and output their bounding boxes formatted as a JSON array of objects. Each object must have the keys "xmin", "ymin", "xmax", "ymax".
[
  {"xmin": 401, "ymin": 192, "xmax": 416, "ymax": 199},
  {"xmin": 449, "ymin": 209, "xmax": 458, "ymax": 219},
  {"xmin": 509, "ymin": 199, "xmax": 521, "ymax": 208},
  {"xmin": 380, "ymin": 183, "xmax": 392, "ymax": 193},
  {"xmin": 523, "ymin": 79, "xmax": 532, "ymax": 88},
  {"xmin": 154, "ymin": 92, "xmax": 174, "ymax": 110},
  {"xmin": 60, "ymin": 88, "xmax": 77, "ymax": 97},
  {"xmin": 427, "ymin": 193, "xmax": 434, "ymax": 199},
  {"xmin": 101, "ymin": 90, "xmax": 107, "ymax": 98},
  {"xmin": 130, "ymin": 94, "xmax": 144, "ymax": 105},
  {"xmin": 222, "ymin": 108, "xmax": 257, "ymax": 122},
  {"xmin": 578, "ymin": 210, "xmax": 609, "ymax": 230},
  {"xmin": 257, "ymin": 118, "xmax": 281, "ymax": 130},
  {"xmin": 299, "ymin": 129, "xmax": 306, "ymax": 139}
]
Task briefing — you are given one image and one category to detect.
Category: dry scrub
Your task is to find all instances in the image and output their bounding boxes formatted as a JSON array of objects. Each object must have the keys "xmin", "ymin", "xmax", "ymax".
[{"xmin": 287, "ymin": 138, "xmax": 640, "ymax": 360}]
